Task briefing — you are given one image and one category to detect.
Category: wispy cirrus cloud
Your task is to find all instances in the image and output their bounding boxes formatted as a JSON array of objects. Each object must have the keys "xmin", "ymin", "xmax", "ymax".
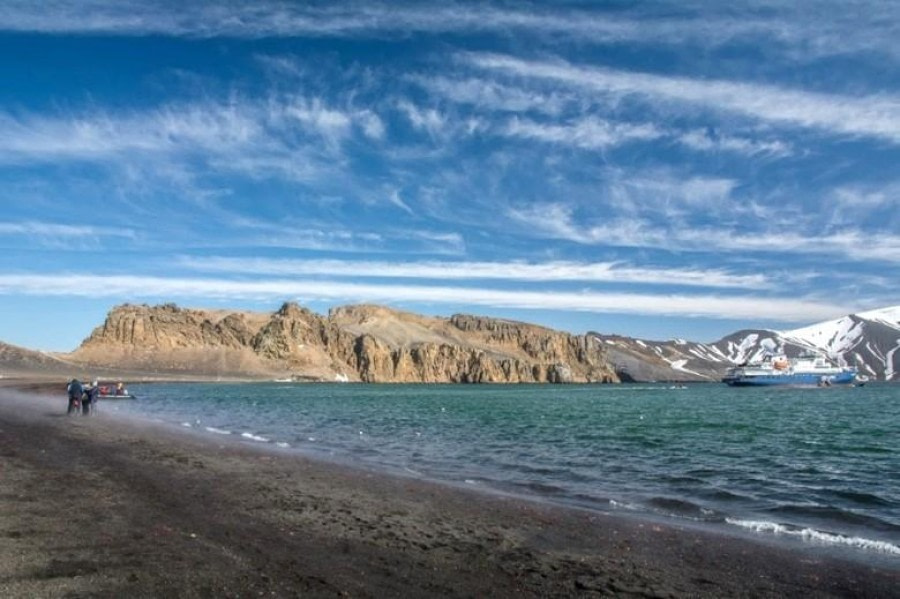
[
  {"xmin": 503, "ymin": 117, "xmax": 662, "ymax": 150},
  {"xmin": 175, "ymin": 256, "xmax": 771, "ymax": 290},
  {"xmin": 0, "ymin": 221, "xmax": 135, "ymax": 239},
  {"xmin": 499, "ymin": 116, "xmax": 791, "ymax": 157},
  {"xmin": 411, "ymin": 73, "xmax": 795, "ymax": 158},
  {"xmin": 829, "ymin": 184, "xmax": 900, "ymax": 212},
  {"xmin": 0, "ymin": 103, "xmax": 260, "ymax": 162},
  {"xmin": 409, "ymin": 75, "xmax": 570, "ymax": 115},
  {"xmin": 674, "ymin": 129, "xmax": 792, "ymax": 157},
  {"xmin": 396, "ymin": 100, "xmax": 446, "ymax": 139},
  {"xmin": 508, "ymin": 202, "xmax": 900, "ymax": 263},
  {"xmin": 0, "ymin": 96, "xmax": 382, "ymax": 166},
  {"xmin": 4, "ymin": 1, "xmax": 899, "ymax": 65},
  {"xmin": 465, "ymin": 53, "xmax": 900, "ymax": 143},
  {"xmin": 0, "ymin": 272, "xmax": 854, "ymax": 323}
]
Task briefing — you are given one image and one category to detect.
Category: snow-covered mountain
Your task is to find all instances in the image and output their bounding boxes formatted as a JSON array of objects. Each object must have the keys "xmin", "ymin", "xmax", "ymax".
[{"xmin": 590, "ymin": 305, "xmax": 900, "ymax": 382}]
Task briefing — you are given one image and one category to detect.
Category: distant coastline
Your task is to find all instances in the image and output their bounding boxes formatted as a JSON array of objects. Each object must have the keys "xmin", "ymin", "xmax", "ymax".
[{"xmin": 2, "ymin": 303, "xmax": 898, "ymax": 384}]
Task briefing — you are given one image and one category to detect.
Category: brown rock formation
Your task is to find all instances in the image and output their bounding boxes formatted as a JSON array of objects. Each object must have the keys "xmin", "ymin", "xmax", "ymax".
[{"xmin": 68, "ymin": 302, "xmax": 619, "ymax": 383}]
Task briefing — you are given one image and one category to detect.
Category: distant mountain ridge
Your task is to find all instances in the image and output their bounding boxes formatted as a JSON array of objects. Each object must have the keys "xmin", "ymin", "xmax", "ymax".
[
  {"xmin": 592, "ymin": 306, "xmax": 900, "ymax": 382},
  {"xmin": 2, "ymin": 303, "xmax": 897, "ymax": 383}
]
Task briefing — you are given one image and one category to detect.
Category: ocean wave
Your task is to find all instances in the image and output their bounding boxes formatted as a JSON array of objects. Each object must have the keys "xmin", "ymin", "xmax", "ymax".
[
  {"xmin": 725, "ymin": 518, "xmax": 900, "ymax": 556},
  {"xmin": 240, "ymin": 432, "xmax": 269, "ymax": 442},
  {"xmin": 697, "ymin": 488, "xmax": 751, "ymax": 503},
  {"xmin": 609, "ymin": 499, "xmax": 641, "ymax": 511},
  {"xmin": 765, "ymin": 504, "xmax": 899, "ymax": 533},
  {"xmin": 646, "ymin": 497, "xmax": 722, "ymax": 521},
  {"xmin": 827, "ymin": 489, "xmax": 891, "ymax": 507},
  {"xmin": 204, "ymin": 427, "xmax": 231, "ymax": 435}
]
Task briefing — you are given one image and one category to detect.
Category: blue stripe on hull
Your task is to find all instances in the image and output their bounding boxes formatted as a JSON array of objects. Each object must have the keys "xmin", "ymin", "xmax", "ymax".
[{"xmin": 723, "ymin": 372, "xmax": 856, "ymax": 387}]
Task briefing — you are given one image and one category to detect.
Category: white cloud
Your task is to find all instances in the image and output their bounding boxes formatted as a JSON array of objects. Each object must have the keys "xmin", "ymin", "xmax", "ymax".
[
  {"xmin": 830, "ymin": 185, "xmax": 900, "ymax": 210},
  {"xmin": 397, "ymin": 100, "xmax": 445, "ymax": 138},
  {"xmin": 504, "ymin": 117, "xmax": 662, "ymax": 150},
  {"xmin": 409, "ymin": 75, "xmax": 569, "ymax": 115},
  {"xmin": 0, "ymin": 272, "xmax": 853, "ymax": 323},
  {"xmin": 611, "ymin": 174, "xmax": 738, "ymax": 213},
  {"xmin": 4, "ymin": 2, "xmax": 898, "ymax": 66},
  {"xmin": 176, "ymin": 256, "xmax": 770, "ymax": 289},
  {"xmin": 0, "ymin": 107, "xmax": 249, "ymax": 161},
  {"xmin": 466, "ymin": 53, "xmax": 900, "ymax": 143},
  {"xmin": 387, "ymin": 189, "xmax": 414, "ymax": 215},
  {"xmin": 283, "ymin": 98, "xmax": 352, "ymax": 143},
  {"xmin": 0, "ymin": 98, "xmax": 388, "ymax": 189},
  {"xmin": 501, "ymin": 116, "xmax": 793, "ymax": 157},
  {"xmin": 0, "ymin": 103, "xmax": 256, "ymax": 162},
  {"xmin": 402, "ymin": 231, "xmax": 467, "ymax": 255},
  {"xmin": 508, "ymin": 202, "xmax": 900, "ymax": 263},
  {"xmin": 675, "ymin": 129, "xmax": 792, "ymax": 157},
  {"xmin": 0, "ymin": 221, "xmax": 136, "ymax": 239},
  {"xmin": 357, "ymin": 110, "xmax": 386, "ymax": 140}
]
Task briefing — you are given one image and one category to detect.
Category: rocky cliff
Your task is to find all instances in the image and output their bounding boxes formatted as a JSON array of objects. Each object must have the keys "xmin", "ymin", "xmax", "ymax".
[{"xmin": 69, "ymin": 302, "xmax": 619, "ymax": 383}]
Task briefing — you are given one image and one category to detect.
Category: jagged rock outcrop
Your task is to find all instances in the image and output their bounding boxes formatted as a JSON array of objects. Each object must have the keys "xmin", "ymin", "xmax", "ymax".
[{"xmin": 68, "ymin": 302, "xmax": 619, "ymax": 383}]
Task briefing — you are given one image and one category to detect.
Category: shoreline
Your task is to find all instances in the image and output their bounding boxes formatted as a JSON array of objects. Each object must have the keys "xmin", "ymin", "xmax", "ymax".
[
  {"xmin": 107, "ymin": 379, "xmax": 900, "ymax": 566},
  {"xmin": 2, "ymin": 385, "xmax": 898, "ymax": 597}
]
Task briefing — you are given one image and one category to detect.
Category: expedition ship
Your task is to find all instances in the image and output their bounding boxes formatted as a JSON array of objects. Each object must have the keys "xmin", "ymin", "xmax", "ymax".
[{"xmin": 722, "ymin": 352, "xmax": 858, "ymax": 387}]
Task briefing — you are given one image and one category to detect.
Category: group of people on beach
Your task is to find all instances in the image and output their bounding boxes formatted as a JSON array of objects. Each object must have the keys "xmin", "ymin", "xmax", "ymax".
[{"xmin": 66, "ymin": 378, "xmax": 128, "ymax": 416}]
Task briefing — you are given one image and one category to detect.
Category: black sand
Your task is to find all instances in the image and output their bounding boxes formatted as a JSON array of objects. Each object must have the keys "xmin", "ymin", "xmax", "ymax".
[{"xmin": 1, "ymin": 384, "xmax": 897, "ymax": 597}]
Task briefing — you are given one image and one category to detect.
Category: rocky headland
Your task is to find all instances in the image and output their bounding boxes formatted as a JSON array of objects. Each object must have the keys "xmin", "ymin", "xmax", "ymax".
[{"xmin": 66, "ymin": 302, "xmax": 619, "ymax": 383}]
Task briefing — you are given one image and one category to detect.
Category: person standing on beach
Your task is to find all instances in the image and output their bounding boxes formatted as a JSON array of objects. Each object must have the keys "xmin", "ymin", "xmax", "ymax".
[
  {"xmin": 83, "ymin": 382, "xmax": 99, "ymax": 416},
  {"xmin": 66, "ymin": 378, "xmax": 83, "ymax": 415}
]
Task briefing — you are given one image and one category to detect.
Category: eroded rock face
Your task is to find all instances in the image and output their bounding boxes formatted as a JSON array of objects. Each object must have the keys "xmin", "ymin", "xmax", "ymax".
[
  {"xmin": 71, "ymin": 302, "xmax": 619, "ymax": 383},
  {"xmin": 83, "ymin": 303, "xmax": 249, "ymax": 349}
]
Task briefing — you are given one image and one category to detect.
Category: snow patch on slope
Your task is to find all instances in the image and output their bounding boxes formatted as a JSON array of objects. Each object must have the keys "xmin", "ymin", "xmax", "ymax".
[
  {"xmin": 783, "ymin": 315, "xmax": 865, "ymax": 355},
  {"xmin": 856, "ymin": 306, "xmax": 900, "ymax": 329},
  {"xmin": 665, "ymin": 358, "xmax": 708, "ymax": 379},
  {"xmin": 886, "ymin": 340, "xmax": 900, "ymax": 381}
]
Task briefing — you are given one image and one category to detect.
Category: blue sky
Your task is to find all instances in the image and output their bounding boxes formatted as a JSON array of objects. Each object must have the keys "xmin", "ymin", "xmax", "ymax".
[{"xmin": 0, "ymin": 1, "xmax": 898, "ymax": 351}]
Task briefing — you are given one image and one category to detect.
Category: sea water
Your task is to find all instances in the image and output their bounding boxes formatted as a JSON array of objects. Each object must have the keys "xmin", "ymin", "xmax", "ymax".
[{"xmin": 107, "ymin": 382, "xmax": 900, "ymax": 561}]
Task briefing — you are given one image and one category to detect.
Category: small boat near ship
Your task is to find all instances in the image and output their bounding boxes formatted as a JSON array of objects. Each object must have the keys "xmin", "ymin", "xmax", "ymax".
[{"xmin": 722, "ymin": 352, "xmax": 857, "ymax": 387}]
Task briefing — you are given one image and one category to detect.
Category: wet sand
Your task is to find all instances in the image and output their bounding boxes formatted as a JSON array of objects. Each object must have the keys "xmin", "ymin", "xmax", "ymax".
[{"xmin": 1, "ymin": 383, "xmax": 897, "ymax": 598}]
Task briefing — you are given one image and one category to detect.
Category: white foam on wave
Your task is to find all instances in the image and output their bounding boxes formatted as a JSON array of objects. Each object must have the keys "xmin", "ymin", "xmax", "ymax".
[
  {"xmin": 204, "ymin": 426, "xmax": 231, "ymax": 435},
  {"xmin": 181, "ymin": 422, "xmax": 192, "ymax": 428},
  {"xmin": 725, "ymin": 518, "xmax": 900, "ymax": 556},
  {"xmin": 275, "ymin": 442, "xmax": 290, "ymax": 448},
  {"xmin": 609, "ymin": 499, "xmax": 640, "ymax": 511},
  {"xmin": 241, "ymin": 432, "xmax": 269, "ymax": 442}
]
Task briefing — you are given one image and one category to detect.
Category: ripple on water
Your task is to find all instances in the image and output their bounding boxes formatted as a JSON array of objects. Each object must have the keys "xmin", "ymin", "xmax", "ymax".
[{"xmin": 826, "ymin": 489, "xmax": 892, "ymax": 507}]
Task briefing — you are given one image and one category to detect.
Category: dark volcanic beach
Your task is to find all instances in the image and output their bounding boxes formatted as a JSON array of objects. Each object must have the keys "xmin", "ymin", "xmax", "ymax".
[{"xmin": 1, "ymin": 383, "xmax": 898, "ymax": 598}]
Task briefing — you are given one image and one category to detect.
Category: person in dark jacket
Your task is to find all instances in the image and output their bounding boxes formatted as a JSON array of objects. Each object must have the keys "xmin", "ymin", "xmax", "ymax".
[{"xmin": 66, "ymin": 378, "xmax": 83, "ymax": 415}]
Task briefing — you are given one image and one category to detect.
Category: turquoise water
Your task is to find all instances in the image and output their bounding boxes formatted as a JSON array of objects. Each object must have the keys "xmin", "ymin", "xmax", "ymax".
[{"xmin": 108, "ymin": 382, "xmax": 900, "ymax": 558}]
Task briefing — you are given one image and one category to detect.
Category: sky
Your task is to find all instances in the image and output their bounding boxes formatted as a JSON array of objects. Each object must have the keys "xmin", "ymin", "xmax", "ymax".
[{"xmin": 0, "ymin": 1, "xmax": 898, "ymax": 351}]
